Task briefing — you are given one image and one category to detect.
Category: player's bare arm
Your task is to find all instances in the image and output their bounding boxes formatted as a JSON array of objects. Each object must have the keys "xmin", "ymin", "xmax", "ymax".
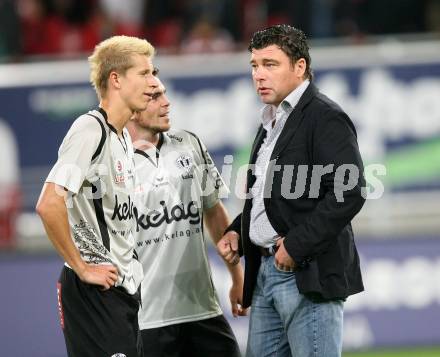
[
  {"xmin": 36, "ymin": 182, "xmax": 118, "ymax": 290},
  {"xmin": 204, "ymin": 202, "xmax": 248, "ymax": 317}
]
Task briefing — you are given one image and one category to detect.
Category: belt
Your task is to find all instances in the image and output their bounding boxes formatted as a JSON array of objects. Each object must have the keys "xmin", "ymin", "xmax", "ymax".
[{"xmin": 259, "ymin": 245, "xmax": 277, "ymax": 257}]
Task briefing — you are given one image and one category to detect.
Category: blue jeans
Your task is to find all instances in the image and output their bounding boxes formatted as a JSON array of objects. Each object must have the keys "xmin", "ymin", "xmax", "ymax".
[{"xmin": 246, "ymin": 256, "xmax": 344, "ymax": 357}]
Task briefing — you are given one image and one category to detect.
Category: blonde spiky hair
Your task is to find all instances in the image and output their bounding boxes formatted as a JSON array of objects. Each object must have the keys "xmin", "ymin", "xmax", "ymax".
[{"xmin": 88, "ymin": 36, "xmax": 155, "ymax": 99}]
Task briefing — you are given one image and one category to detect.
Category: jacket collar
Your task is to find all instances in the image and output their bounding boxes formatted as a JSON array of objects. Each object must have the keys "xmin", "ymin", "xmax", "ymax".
[
  {"xmin": 248, "ymin": 83, "xmax": 318, "ymax": 165},
  {"xmin": 270, "ymin": 83, "xmax": 318, "ymax": 159},
  {"xmin": 249, "ymin": 125, "xmax": 266, "ymax": 164}
]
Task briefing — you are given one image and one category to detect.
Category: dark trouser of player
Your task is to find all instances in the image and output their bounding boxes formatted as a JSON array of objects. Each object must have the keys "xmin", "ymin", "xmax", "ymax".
[
  {"xmin": 141, "ymin": 315, "xmax": 241, "ymax": 357},
  {"xmin": 57, "ymin": 266, "xmax": 143, "ymax": 357}
]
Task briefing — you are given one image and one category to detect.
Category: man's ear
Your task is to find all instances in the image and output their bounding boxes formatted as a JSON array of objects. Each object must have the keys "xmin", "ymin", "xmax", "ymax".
[
  {"xmin": 109, "ymin": 71, "xmax": 121, "ymax": 90},
  {"xmin": 294, "ymin": 58, "xmax": 306, "ymax": 78}
]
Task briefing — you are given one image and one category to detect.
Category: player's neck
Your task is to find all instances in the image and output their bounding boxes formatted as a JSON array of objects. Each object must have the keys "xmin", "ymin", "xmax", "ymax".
[
  {"xmin": 99, "ymin": 98, "xmax": 132, "ymax": 135},
  {"xmin": 140, "ymin": 129, "xmax": 160, "ymax": 147}
]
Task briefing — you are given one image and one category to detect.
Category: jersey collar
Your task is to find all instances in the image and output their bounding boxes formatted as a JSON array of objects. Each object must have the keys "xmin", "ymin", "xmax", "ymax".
[{"xmin": 97, "ymin": 107, "xmax": 118, "ymax": 134}]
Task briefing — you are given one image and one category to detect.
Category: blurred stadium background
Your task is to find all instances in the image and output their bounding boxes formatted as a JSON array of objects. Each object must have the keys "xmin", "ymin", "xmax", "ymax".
[{"xmin": 1, "ymin": 0, "xmax": 440, "ymax": 356}]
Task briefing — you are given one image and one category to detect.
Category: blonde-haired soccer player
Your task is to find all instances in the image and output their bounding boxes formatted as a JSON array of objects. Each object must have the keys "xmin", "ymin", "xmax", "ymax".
[{"xmin": 36, "ymin": 36, "xmax": 156, "ymax": 357}]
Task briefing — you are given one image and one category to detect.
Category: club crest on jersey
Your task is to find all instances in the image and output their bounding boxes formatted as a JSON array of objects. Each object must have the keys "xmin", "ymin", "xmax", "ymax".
[
  {"xmin": 175, "ymin": 154, "xmax": 193, "ymax": 173},
  {"xmin": 114, "ymin": 159, "xmax": 125, "ymax": 183}
]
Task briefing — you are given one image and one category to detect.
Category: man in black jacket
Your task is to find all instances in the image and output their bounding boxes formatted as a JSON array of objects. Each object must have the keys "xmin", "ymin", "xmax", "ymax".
[{"xmin": 217, "ymin": 25, "xmax": 366, "ymax": 357}]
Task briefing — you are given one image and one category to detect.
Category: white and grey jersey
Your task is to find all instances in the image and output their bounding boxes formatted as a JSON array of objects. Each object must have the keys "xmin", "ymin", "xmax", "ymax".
[
  {"xmin": 46, "ymin": 108, "xmax": 143, "ymax": 295},
  {"xmin": 133, "ymin": 129, "xmax": 227, "ymax": 329}
]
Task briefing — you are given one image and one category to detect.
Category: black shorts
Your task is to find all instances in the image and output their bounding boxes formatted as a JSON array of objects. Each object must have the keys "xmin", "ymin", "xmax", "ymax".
[
  {"xmin": 57, "ymin": 266, "xmax": 143, "ymax": 357},
  {"xmin": 141, "ymin": 315, "xmax": 241, "ymax": 357}
]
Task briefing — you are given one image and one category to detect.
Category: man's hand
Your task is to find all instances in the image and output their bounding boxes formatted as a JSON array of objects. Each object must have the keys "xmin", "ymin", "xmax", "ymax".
[
  {"xmin": 217, "ymin": 231, "xmax": 240, "ymax": 265},
  {"xmin": 36, "ymin": 183, "xmax": 119, "ymax": 289},
  {"xmin": 274, "ymin": 238, "xmax": 296, "ymax": 271},
  {"xmin": 76, "ymin": 264, "xmax": 119, "ymax": 290},
  {"xmin": 229, "ymin": 281, "xmax": 248, "ymax": 317}
]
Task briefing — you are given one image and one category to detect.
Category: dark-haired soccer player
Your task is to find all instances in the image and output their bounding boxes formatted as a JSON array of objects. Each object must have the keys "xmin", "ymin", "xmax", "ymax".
[{"xmin": 127, "ymin": 75, "xmax": 245, "ymax": 357}]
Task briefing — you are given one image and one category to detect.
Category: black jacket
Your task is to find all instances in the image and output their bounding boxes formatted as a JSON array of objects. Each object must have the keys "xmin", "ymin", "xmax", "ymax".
[{"xmin": 227, "ymin": 83, "xmax": 365, "ymax": 308}]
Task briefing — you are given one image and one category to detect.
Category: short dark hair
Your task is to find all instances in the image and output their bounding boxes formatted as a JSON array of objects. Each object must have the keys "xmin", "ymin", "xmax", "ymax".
[{"xmin": 248, "ymin": 24, "xmax": 313, "ymax": 81}]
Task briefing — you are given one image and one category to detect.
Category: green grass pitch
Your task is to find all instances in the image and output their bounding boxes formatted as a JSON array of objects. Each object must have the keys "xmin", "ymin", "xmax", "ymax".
[{"xmin": 344, "ymin": 347, "xmax": 440, "ymax": 357}]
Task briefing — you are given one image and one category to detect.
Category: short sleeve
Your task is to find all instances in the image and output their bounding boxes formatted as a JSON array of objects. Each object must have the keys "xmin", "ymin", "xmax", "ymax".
[
  {"xmin": 46, "ymin": 115, "xmax": 102, "ymax": 194},
  {"xmin": 196, "ymin": 137, "xmax": 229, "ymax": 209}
]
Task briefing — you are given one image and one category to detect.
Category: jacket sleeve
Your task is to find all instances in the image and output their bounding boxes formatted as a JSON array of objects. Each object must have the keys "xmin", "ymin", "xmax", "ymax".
[
  {"xmin": 283, "ymin": 111, "xmax": 366, "ymax": 265},
  {"xmin": 224, "ymin": 213, "xmax": 243, "ymax": 256}
]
